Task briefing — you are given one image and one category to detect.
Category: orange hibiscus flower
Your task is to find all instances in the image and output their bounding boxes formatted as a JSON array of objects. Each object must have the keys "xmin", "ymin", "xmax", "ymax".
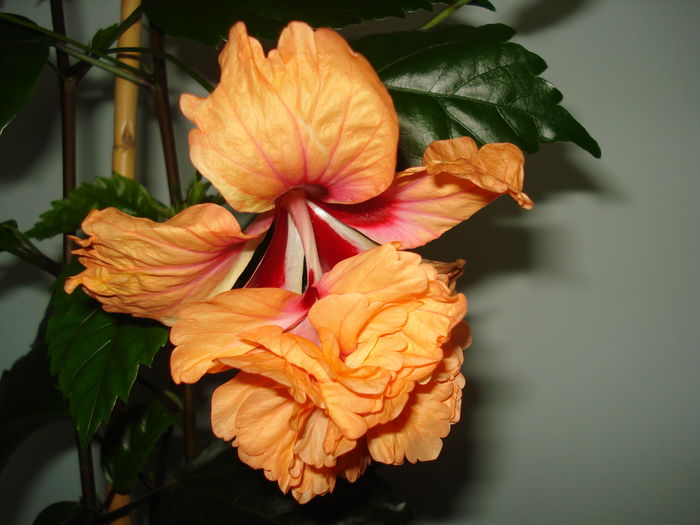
[
  {"xmin": 64, "ymin": 21, "xmax": 532, "ymax": 503},
  {"xmin": 170, "ymin": 244, "xmax": 470, "ymax": 503},
  {"xmin": 66, "ymin": 21, "xmax": 531, "ymax": 321}
]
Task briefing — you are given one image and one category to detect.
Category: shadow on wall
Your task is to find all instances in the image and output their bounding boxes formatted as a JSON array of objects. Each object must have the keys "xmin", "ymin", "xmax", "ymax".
[
  {"xmin": 0, "ymin": 258, "xmax": 54, "ymax": 298},
  {"xmin": 0, "ymin": 68, "xmax": 60, "ymax": 188},
  {"xmin": 514, "ymin": 0, "xmax": 594, "ymax": 35},
  {"xmin": 392, "ymin": 142, "xmax": 612, "ymax": 521},
  {"xmin": 0, "ymin": 422, "xmax": 78, "ymax": 523}
]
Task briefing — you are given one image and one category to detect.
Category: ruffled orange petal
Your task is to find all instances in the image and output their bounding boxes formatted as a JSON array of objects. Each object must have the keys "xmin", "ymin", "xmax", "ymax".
[
  {"xmin": 171, "ymin": 244, "xmax": 470, "ymax": 502},
  {"xmin": 211, "ymin": 375, "xmax": 303, "ymax": 489},
  {"xmin": 181, "ymin": 22, "xmax": 398, "ymax": 213},
  {"xmin": 307, "ymin": 293, "xmax": 381, "ymax": 358},
  {"xmin": 65, "ymin": 204, "xmax": 266, "ymax": 325},
  {"xmin": 315, "ymin": 243, "xmax": 432, "ymax": 304},
  {"xmin": 211, "ymin": 373, "xmax": 367, "ymax": 503},
  {"xmin": 366, "ymin": 324, "xmax": 468, "ymax": 464},
  {"xmin": 318, "ymin": 136, "xmax": 533, "ymax": 248},
  {"xmin": 170, "ymin": 287, "xmax": 311, "ymax": 383}
]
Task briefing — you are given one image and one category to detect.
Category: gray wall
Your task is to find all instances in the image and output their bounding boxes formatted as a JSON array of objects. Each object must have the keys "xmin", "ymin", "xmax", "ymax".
[{"xmin": 1, "ymin": 1, "xmax": 698, "ymax": 523}]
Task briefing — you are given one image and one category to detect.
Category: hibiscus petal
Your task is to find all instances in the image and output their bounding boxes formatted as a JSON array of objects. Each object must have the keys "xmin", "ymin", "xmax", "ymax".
[
  {"xmin": 212, "ymin": 375, "xmax": 303, "ymax": 487},
  {"xmin": 212, "ymin": 374, "xmax": 362, "ymax": 503},
  {"xmin": 65, "ymin": 204, "xmax": 266, "ymax": 325},
  {"xmin": 366, "ymin": 324, "xmax": 468, "ymax": 464},
  {"xmin": 234, "ymin": 326, "xmax": 330, "ymax": 394},
  {"xmin": 315, "ymin": 243, "xmax": 431, "ymax": 304},
  {"xmin": 318, "ymin": 136, "xmax": 533, "ymax": 248},
  {"xmin": 307, "ymin": 293, "xmax": 379, "ymax": 358},
  {"xmin": 170, "ymin": 287, "xmax": 310, "ymax": 383},
  {"xmin": 367, "ymin": 381, "xmax": 453, "ymax": 464},
  {"xmin": 181, "ymin": 22, "xmax": 398, "ymax": 213}
]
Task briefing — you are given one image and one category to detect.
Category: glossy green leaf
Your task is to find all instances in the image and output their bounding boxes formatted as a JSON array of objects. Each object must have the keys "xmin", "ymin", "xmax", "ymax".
[
  {"xmin": 153, "ymin": 441, "xmax": 409, "ymax": 524},
  {"xmin": 46, "ymin": 265, "xmax": 169, "ymax": 448},
  {"xmin": 143, "ymin": 0, "xmax": 460, "ymax": 45},
  {"xmin": 0, "ymin": 15, "xmax": 49, "ymax": 134},
  {"xmin": 102, "ymin": 397, "xmax": 180, "ymax": 493},
  {"xmin": 0, "ymin": 343, "xmax": 68, "ymax": 473},
  {"xmin": 26, "ymin": 173, "xmax": 172, "ymax": 240},
  {"xmin": 32, "ymin": 501, "xmax": 91, "ymax": 525},
  {"xmin": 0, "ymin": 220, "xmax": 60, "ymax": 275},
  {"xmin": 354, "ymin": 24, "xmax": 601, "ymax": 165}
]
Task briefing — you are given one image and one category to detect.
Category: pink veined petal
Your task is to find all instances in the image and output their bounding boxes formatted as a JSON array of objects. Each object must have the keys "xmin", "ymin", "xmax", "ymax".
[
  {"xmin": 65, "ymin": 204, "xmax": 268, "ymax": 325},
  {"xmin": 317, "ymin": 137, "xmax": 533, "ymax": 249},
  {"xmin": 181, "ymin": 22, "xmax": 399, "ymax": 213},
  {"xmin": 306, "ymin": 200, "xmax": 377, "ymax": 273}
]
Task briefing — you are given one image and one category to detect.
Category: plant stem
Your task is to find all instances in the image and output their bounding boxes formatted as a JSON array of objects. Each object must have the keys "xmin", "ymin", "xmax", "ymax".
[
  {"xmin": 49, "ymin": 0, "xmax": 77, "ymax": 266},
  {"xmin": 150, "ymin": 24, "xmax": 182, "ymax": 206},
  {"xmin": 420, "ymin": 0, "xmax": 473, "ymax": 30},
  {"xmin": 149, "ymin": 22, "xmax": 192, "ymax": 459},
  {"xmin": 75, "ymin": 431, "xmax": 98, "ymax": 512},
  {"xmin": 183, "ymin": 384, "xmax": 197, "ymax": 461}
]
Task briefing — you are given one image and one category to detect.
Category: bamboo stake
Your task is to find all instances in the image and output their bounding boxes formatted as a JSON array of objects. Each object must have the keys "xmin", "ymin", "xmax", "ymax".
[
  {"xmin": 112, "ymin": 0, "xmax": 142, "ymax": 179},
  {"xmin": 109, "ymin": 3, "xmax": 141, "ymax": 522}
]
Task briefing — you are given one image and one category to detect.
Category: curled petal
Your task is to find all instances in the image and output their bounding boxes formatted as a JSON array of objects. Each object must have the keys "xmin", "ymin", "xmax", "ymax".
[
  {"xmin": 424, "ymin": 137, "xmax": 533, "ymax": 209},
  {"xmin": 65, "ymin": 204, "xmax": 266, "ymax": 325},
  {"xmin": 181, "ymin": 22, "xmax": 398, "ymax": 212},
  {"xmin": 319, "ymin": 136, "xmax": 533, "ymax": 248}
]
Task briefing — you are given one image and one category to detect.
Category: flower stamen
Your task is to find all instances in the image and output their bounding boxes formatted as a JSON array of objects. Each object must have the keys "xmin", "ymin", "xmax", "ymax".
[{"xmin": 281, "ymin": 189, "xmax": 323, "ymax": 284}]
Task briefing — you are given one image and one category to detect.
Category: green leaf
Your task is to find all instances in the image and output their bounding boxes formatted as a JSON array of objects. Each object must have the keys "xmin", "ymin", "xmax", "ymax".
[
  {"xmin": 90, "ymin": 23, "xmax": 120, "ymax": 53},
  {"xmin": 102, "ymin": 397, "xmax": 180, "ymax": 493},
  {"xmin": 353, "ymin": 24, "xmax": 601, "ymax": 165},
  {"xmin": 89, "ymin": 6, "xmax": 143, "ymax": 54},
  {"xmin": 153, "ymin": 441, "xmax": 410, "ymax": 524},
  {"xmin": 472, "ymin": 0, "xmax": 496, "ymax": 10},
  {"xmin": 0, "ymin": 15, "xmax": 49, "ymax": 134},
  {"xmin": 181, "ymin": 173, "xmax": 225, "ymax": 210},
  {"xmin": 46, "ymin": 265, "xmax": 169, "ymax": 447},
  {"xmin": 26, "ymin": 173, "xmax": 172, "ymax": 240},
  {"xmin": 143, "ymin": 0, "xmax": 449, "ymax": 45},
  {"xmin": 152, "ymin": 441, "xmax": 294, "ymax": 525},
  {"xmin": 32, "ymin": 501, "xmax": 91, "ymax": 525},
  {"xmin": 0, "ymin": 220, "xmax": 60, "ymax": 275},
  {"xmin": 0, "ymin": 343, "xmax": 69, "ymax": 474}
]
